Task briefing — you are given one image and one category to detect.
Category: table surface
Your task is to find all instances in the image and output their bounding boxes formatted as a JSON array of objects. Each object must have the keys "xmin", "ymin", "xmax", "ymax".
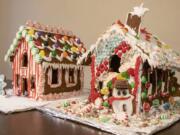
[
  {"xmin": 0, "ymin": 110, "xmax": 179, "ymax": 135},
  {"xmin": 1, "ymin": 81, "xmax": 180, "ymax": 135}
]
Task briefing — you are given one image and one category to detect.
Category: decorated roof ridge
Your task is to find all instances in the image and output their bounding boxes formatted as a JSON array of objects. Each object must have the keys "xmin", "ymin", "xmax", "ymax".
[
  {"xmin": 4, "ymin": 24, "xmax": 87, "ymax": 64},
  {"xmin": 77, "ymin": 19, "xmax": 180, "ymax": 69},
  {"xmin": 25, "ymin": 20, "xmax": 74, "ymax": 36}
]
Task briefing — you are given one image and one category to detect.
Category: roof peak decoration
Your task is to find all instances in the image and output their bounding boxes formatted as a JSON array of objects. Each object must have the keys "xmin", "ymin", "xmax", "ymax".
[
  {"xmin": 25, "ymin": 20, "xmax": 74, "ymax": 36},
  {"xmin": 126, "ymin": 3, "xmax": 149, "ymax": 34},
  {"xmin": 130, "ymin": 3, "xmax": 149, "ymax": 17}
]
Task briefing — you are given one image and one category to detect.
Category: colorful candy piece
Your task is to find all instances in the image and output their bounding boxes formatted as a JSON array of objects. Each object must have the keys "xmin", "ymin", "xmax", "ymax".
[
  {"xmin": 100, "ymin": 87, "xmax": 110, "ymax": 95},
  {"xmin": 63, "ymin": 51, "xmax": 68, "ymax": 57},
  {"xmin": 39, "ymin": 50, "xmax": 45, "ymax": 57},
  {"xmin": 143, "ymin": 102, "xmax": 151, "ymax": 112},
  {"xmin": 141, "ymin": 76, "xmax": 147, "ymax": 84},
  {"xmin": 152, "ymin": 99, "xmax": 160, "ymax": 108},
  {"xmin": 141, "ymin": 91, "xmax": 147, "ymax": 99},
  {"xmin": 28, "ymin": 29, "xmax": 35, "ymax": 36},
  {"xmin": 121, "ymin": 71, "xmax": 129, "ymax": 79},
  {"xmin": 102, "ymin": 101, "xmax": 109, "ymax": 107}
]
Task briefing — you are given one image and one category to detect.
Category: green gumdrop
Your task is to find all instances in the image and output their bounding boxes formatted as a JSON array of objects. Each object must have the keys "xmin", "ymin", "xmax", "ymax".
[
  {"xmin": 135, "ymin": 35, "xmax": 140, "ymax": 39},
  {"xmin": 130, "ymin": 82, "xmax": 135, "ymax": 89},
  {"xmin": 107, "ymin": 81, "xmax": 113, "ymax": 89},
  {"xmin": 141, "ymin": 92, "xmax": 147, "ymax": 99},
  {"xmin": 102, "ymin": 101, "xmax": 109, "ymax": 107},
  {"xmin": 63, "ymin": 101, "xmax": 70, "ymax": 107},
  {"xmin": 158, "ymin": 81, "xmax": 162, "ymax": 88},
  {"xmin": 51, "ymin": 50, "xmax": 57, "ymax": 57},
  {"xmin": 171, "ymin": 87, "xmax": 176, "ymax": 92},
  {"xmin": 152, "ymin": 99, "xmax": 160, "ymax": 108},
  {"xmin": 121, "ymin": 71, "xmax": 129, "ymax": 79},
  {"xmin": 100, "ymin": 116, "xmax": 110, "ymax": 123},
  {"xmin": 64, "ymin": 44, "xmax": 70, "ymax": 50},
  {"xmin": 141, "ymin": 76, "xmax": 147, "ymax": 84}
]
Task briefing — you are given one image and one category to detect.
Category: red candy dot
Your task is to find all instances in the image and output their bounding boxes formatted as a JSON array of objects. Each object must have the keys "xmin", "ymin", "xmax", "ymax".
[
  {"xmin": 104, "ymin": 66, "xmax": 108, "ymax": 71},
  {"xmin": 117, "ymin": 52, "xmax": 122, "ymax": 58},
  {"xmin": 118, "ymin": 45, "xmax": 122, "ymax": 50},
  {"xmin": 145, "ymin": 82, "xmax": 151, "ymax": 89},
  {"xmin": 104, "ymin": 60, "xmax": 109, "ymax": 65},
  {"xmin": 96, "ymin": 72, "xmax": 100, "ymax": 77},
  {"xmin": 114, "ymin": 48, "xmax": 119, "ymax": 54},
  {"xmin": 122, "ymin": 48, "xmax": 126, "ymax": 53},
  {"xmin": 127, "ymin": 68, "xmax": 134, "ymax": 76}
]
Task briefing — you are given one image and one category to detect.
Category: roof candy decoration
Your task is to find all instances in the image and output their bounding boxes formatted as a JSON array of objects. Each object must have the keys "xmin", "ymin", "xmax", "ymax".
[{"xmin": 4, "ymin": 20, "xmax": 86, "ymax": 64}]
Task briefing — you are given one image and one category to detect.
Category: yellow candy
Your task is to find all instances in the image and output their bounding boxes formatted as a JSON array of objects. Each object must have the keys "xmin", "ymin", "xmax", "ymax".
[
  {"xmin": 39, "ymin": 50, "xmax": 45, "ymax": 57},
  {"xmin": 71, "ymin": 46, "xmax": 78, "ymax": 52},
  {"xmin": 28, "ymin": 29, "xmax": 35, "ymax": 36},
  {"xmin": 116, "ymin": 74, "xmax": 125, "ymax": 80},
  {"xmin": 100, "ymin": 87, "xmax": 109, "ymax": 95},
  {"xmin": 163, "ymin": 44, "xmax": 171, "ymax": 49}
]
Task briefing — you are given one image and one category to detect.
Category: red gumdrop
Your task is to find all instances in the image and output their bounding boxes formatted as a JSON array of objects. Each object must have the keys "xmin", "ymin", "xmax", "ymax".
[
  {"xmin": 145, "ymin": 82, "xmax": 151, "ymax": 89},
  {"xmin": 104, "ymin": 60, "xmax": 109, "ymax": 65},
  {"xmin": 35, "ymin": 40, "xmax": 41, "ymax": 46},
  {"xmin": 122, "ymin": 48, "xmax": 127, "ymax": 53},
  {"xmin": 96, "ymin": 72, "xmax": 100, "ymax": 77},
  {"xmin": 118, "ymin": 45, "xmax": 122, "ymax": 50},
  {"xmin": 100, "ymin": 64, "xmax": 104, "ymax": 69},
  {"xmin": 143, "ymin": 102, "xmax": 151, "ymax": 112},
  {"xmin": 148, "ymin": 95, "xmax": 153, "ymax": 101},
  {"xmin": 104, "ymin": 66, "xmax": 108, "ymax": 71},
  {"xmin": 55, "ymin": 34, "xmax": 62, "ymax": 39},
  {"xmin": 117, "ymin": 52, "xmax": 122, "ymax": 58},
  {"xmin": 127, "ymin": 68, "xmax": 134, "ymax": 76},
  {"xmin": 112, "ymin": 77, "xmax": 117, "ymax": 84},
  {"xmin": 114, "ymin": 48, "xmax": 119, "ymax": 54},
  {"xmin": 126, "ymin": 45, "xmax": 131, "ymax": 50}
]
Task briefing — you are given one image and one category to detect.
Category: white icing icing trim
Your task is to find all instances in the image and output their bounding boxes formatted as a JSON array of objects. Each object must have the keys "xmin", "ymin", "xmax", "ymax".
[
  {"xmin": 50, "ymin": 36, "xmax": 57, "ymax": 43},
  {"xmin": 42, "ymin": 62, "xmax": 83, "ymax": 70},
  {"xmin": 59, "ymin": 39, "xmax": 65, "ymax": 44},
  {"xmin": 40, "ymin": 35, "xmax": 48, "ymax": 41},
  {"xmin": 65, "ymin": 55, "xmax": 73, "ymax": 62},
  {"xmin": 56, "ymin": 54, "xmax": 63, "ymax": 62},
  {"xmin": 43, "ymin": 55, "xmax": 52, "ymax": 62}
]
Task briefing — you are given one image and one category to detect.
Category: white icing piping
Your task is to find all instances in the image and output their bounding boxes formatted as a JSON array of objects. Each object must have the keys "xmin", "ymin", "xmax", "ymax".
[{"xmin": 42, "ymin": 62, "xmax": 83, "ymax": 70}]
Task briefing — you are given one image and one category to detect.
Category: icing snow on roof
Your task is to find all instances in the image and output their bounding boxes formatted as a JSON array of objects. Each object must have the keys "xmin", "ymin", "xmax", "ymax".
[
  {"xmin": 78, "ymin": 20, "xmax": 180, "ymax": 70},
  {"xmin": 4, "ymin": 21, "xmax": 86, "ymax": 64}
]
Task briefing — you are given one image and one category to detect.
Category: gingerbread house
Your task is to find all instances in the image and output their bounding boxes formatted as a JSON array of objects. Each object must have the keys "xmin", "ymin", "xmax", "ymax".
[
  {"xmin": 4, "ymin": 21, "xmax": 87, "ymax": 100},
  {"xmin": 78, "ymin": 4, "xmax": 180, "ymax": 115}
]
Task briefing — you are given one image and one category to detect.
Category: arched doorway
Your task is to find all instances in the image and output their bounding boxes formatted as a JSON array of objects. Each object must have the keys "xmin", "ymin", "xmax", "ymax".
[{"xmin": 109, "ymin": 55, "xmax": 121, "ymax": 72}]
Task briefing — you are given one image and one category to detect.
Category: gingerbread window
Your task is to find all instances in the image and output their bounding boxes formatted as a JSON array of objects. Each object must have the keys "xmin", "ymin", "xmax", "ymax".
[
  {"xmin": 16, "ymin": 74, "xmax": 20, "ymax": 87},
  {"xmin": 109, "ymin": 55, "xmax": 121, "ymax": 72},
  {"xmin": 31, "ymin": 76, "xmax": 35, "ymax": 89},
  {"xmin": 69, "ymin": 69, "xmax": 75, "ymax": 83},
  {"xmin": 65, "ymin": 68, "xmax": 78, "ymax": 87},
  {"xmin": 47, "ymin": 68, "xmax": 62, "ymax": 88},
  {"xmin": 22, "ymin": 53, "xmax": 28, "ymax": 67}
]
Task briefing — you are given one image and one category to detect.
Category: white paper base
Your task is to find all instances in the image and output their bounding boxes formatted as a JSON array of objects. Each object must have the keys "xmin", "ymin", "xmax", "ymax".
[
  {"xmin": 0, "ymin": 95, "xmax": 49, "ymax": 114},
  {"xmin": 37, "ymin": 95, "xmax": 180, "ymax": 135}
]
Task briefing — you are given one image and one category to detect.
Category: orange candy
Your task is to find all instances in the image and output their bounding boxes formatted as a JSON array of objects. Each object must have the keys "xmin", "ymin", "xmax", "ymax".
[
  {"xmin": 63, "ymin": 36, "xmax": 68, "ymax": 41},
  {"xmin": 63, "ymin": 51, "xmax": 68, "ymax": 57}
]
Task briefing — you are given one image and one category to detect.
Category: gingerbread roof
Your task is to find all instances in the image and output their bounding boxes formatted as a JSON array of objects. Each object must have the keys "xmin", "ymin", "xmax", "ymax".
[
  {"xmin": 4, "ymin": 21, "xmax": 87, "ymax": 64},
  {"xmin": 78, "ymin": 20, "xmax": 180, "ymax": 71}
]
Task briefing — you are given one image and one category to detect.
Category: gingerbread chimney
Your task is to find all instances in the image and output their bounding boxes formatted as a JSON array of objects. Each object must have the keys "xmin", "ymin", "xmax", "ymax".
[{"xmin": 126, "ymin": 3, "xmax": 149, "ymax": 34}]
